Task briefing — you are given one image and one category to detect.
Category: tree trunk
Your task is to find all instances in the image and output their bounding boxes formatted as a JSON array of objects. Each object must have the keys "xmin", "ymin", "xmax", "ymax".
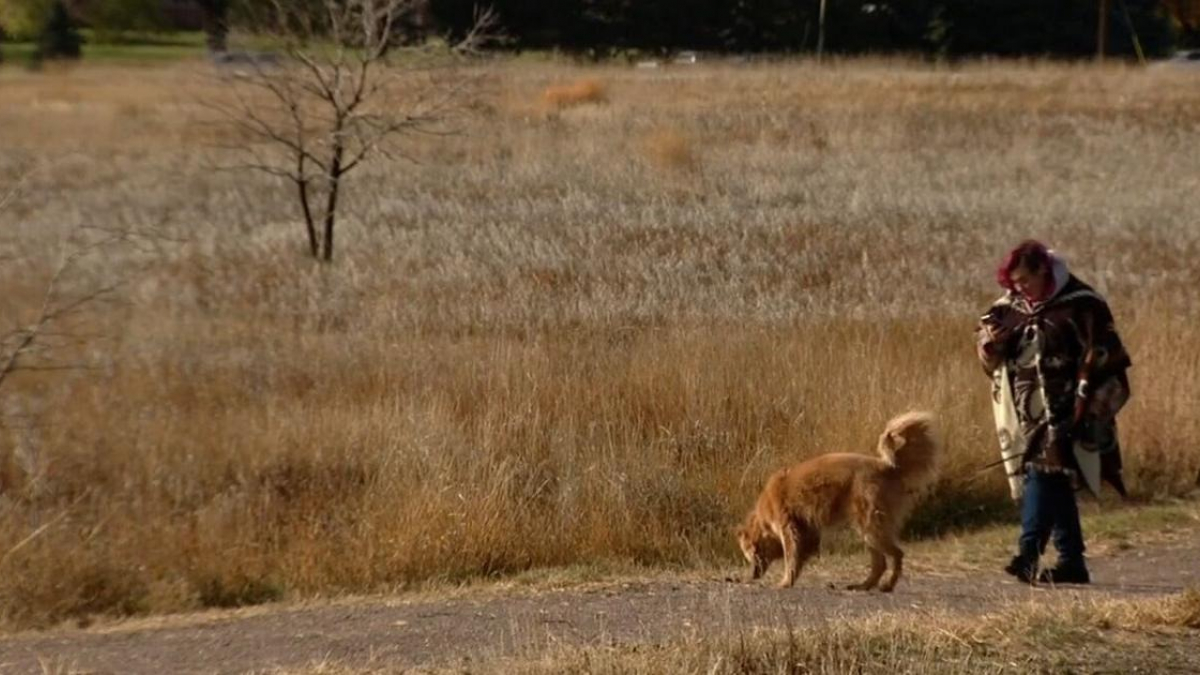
[
  {"xmin": 298, "ymin": 179, "xmax": 319, "ymax": 258},
  {"xmin": 817, "ymin": 0, "xmax": 828, "ymax": 62},
  {"xmin": 1096, "ymin": 0, "xmax": 1110, "ymax": 61},
  {"xmin": 200, "ymin": 0, "xmax": 229, "ymax": 55},
  {"xmin": 321, "ymin": 149, "xmax": 344, "ymax": 262}
]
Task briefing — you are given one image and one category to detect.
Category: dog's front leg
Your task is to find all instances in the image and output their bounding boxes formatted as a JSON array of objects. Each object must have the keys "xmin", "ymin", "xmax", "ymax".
[
  {"xmin": 747, "ymin": 556, "xmax": 767, "ymax": 582},
  {"xmin": 777, "ymin": 522, "xmax": 801, "ymax": 588},
  {"xmin": 878, "ymin": 545, "xmax": 904, "ymax": 593}
]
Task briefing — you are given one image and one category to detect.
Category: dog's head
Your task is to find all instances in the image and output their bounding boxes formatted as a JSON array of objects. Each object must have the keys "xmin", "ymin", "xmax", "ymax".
[{"xmin": 736, "ymin": 514, "xmax": 782, "ymax": 580}]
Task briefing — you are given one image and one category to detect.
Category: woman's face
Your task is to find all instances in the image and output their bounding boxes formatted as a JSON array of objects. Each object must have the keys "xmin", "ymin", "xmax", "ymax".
[{"xmin": 1010, "ymin": 264, "xmax": 1049, "ymax": 301}]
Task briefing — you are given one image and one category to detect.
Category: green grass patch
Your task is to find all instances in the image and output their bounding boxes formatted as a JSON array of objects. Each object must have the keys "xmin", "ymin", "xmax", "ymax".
[
  {"xmin": 81, "ymin": 30, "xmax": 206, "ymax": 47},
  {"xmin": 0, "ymin": 41, "xmax": 37, "ymax": 63},
  {"xmin": 81, "ymin": 41, "xmax": 204, "ymax": 62},
  {"xmin": 1, "ymin": 31, "xmax": 206, "ymax": 66}
]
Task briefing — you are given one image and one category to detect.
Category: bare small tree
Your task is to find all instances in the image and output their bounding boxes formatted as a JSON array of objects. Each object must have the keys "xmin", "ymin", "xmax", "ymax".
[
  {"xmin": 2, "ymin": 170, "xmax": 168, "ymax": 514},
  {"xmin": 1, "ymin": 202, "xmax": 124, "ymax": 505},
  {"xmin": 1, "ymin": 170, "xmax": 159, "ymax": 406},
  {"xmin": 209, "ymin": 0, "xmax": 498, "ymax": 262}
]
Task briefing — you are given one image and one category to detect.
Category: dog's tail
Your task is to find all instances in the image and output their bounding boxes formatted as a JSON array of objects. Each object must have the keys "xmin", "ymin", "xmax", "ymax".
[{"xmin": 876, "ymin": 411, "xmax": 941, "ymax": 492}]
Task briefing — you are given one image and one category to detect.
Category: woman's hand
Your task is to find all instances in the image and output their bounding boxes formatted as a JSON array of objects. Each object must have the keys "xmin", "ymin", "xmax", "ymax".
[{"xmin": 976, "ymin": 310, "xmax": 1026, "ymax": 372}]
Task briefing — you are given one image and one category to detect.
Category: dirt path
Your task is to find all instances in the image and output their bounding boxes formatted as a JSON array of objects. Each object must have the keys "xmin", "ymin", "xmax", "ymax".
[{"xmin": 3, "ymin": 540, "xmax": 1198, "ymax": 675}]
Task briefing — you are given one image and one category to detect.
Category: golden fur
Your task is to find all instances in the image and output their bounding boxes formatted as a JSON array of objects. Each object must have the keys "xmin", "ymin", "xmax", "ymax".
[{"xmin": 736, "ymin": 411, "xmax": 940, "ymax": 592}]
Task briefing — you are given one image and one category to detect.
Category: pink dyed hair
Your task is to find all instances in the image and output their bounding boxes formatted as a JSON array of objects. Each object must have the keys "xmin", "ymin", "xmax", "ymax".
[{"xmin": 996, "ymin": 239, "xmax": 1052, "ymax": 292}]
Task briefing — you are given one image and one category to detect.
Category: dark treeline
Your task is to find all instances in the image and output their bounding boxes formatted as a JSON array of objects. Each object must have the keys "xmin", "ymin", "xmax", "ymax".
[
  {"xmin": 428, "ymin": 0, "xmax": 1181, "ymax": 58},
  {"xmin": 12, "ymin": 1, "xmax": 1189, "ymax": 57}
]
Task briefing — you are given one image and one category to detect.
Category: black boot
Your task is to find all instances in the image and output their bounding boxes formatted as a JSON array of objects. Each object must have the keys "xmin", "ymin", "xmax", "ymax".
[
  {"xmin": 1004, "ymin": 556, "xmax": 1037, "ymax": 583},
  {"xmin": 1037, "ymin": 562, "xmax": 1090, "ymax": 585}
]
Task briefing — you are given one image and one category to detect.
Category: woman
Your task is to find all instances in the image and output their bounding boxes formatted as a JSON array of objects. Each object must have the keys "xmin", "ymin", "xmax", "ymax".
[{"xmin": 976, "ymin": 240, "xmax": 1131, "ymax": 584}]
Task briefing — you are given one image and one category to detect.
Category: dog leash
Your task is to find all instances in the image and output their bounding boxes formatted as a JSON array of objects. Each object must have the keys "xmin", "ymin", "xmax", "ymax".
[{"xmin": 963, "ymin": 451, "xmax": 1024, "ymax": 485}]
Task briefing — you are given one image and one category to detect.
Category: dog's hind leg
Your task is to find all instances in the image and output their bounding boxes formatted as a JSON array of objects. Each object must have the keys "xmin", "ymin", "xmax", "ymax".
[
  {"xmin": 847, "ymin": 547, "xmax": 887, "ymax": 591},
  {"xmin": 796, "ymin": 523, "xmax": 820, "ymax": 577},
  {"xmin": 846, "ymin": 506, "xmax": 887, "ymax": 591}
]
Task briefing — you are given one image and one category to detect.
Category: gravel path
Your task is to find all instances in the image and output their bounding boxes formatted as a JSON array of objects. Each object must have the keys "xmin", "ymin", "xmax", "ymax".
[{"xmin": 2, "ymin": 539, "xmax": 1197, "ymax": 674}]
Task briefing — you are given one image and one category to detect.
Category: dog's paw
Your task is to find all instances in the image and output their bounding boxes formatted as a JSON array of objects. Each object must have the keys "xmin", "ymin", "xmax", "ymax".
[{"xmin": 878, "ymin": 584, "xmax": 896, "ymax": 593}]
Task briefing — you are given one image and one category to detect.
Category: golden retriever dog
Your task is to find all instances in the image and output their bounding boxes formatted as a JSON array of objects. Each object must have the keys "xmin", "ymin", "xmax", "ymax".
[{"xmin": 736, "ymin": 411, "xmax": 940, "ymax": 592}]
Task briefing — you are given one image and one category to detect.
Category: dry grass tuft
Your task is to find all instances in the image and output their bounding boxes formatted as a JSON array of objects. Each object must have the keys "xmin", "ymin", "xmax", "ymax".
[
  {"xmin": 1168, "ymin": 588, "xmax": 1200, "ymax": 629},
  {"xmin": 643, "ymin": 129, "xmax": 698, "ymax": 171},
  {"xmin": 1088, "ymin": 587, "xmax": 1200, "ymax": 630}
]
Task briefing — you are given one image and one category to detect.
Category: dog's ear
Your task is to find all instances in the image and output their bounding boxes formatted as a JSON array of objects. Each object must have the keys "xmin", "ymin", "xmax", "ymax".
[{"xmin": 886, "ymin": 430, "xmax": 907, "ymax": 450}]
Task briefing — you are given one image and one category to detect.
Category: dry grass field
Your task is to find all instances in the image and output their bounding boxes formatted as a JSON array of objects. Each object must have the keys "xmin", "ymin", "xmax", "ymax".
[{"xmin": 1, "ymin": 57, "xmax": 1199, "ymax": 631}]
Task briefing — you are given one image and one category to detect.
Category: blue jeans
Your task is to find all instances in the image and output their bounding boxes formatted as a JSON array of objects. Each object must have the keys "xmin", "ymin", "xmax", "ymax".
[{"xmin": 1018, "ymin": 468, "xmax": 1086, "ymax": 567}]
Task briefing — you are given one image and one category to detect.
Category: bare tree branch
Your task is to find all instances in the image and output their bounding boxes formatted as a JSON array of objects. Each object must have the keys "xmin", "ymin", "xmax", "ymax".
[
  {"xmin": 454, "ymin": 5, "xmax": 503, "ymax": 56},
  {"xmin": 0, "ymin": 176, "xmax": 29, "ymax": 213},
  {"xmin": 0, "ymin": 228, "xmax": 135, "ymax": 394}
]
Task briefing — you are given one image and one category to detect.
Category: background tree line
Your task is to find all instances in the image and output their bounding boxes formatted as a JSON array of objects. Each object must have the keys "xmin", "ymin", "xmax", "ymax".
[
  {"xmin": 430, "ymin": 0, "xmax": 1188, "ymax": 57},
  {"xmin": 1, "ymin": 0, "xmax": 1195, "ymax": 57}
]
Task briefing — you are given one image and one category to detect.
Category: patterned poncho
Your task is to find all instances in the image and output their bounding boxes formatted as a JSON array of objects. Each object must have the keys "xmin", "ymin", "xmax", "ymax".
[{"xmin": 975, "ymin": 259, "xmax": 1131, "ymax": 494}]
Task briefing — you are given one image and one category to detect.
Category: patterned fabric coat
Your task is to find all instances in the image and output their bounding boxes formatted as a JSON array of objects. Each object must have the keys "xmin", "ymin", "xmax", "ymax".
[{"xmin": 976, "ymin": 272, "xmax": 1131, "ymax": 493}]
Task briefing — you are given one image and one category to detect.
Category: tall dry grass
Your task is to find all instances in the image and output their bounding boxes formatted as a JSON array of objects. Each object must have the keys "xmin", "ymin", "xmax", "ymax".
[{"xmin": 1, "ymin": 59, "xmax": 1199, "ymax": 629}]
